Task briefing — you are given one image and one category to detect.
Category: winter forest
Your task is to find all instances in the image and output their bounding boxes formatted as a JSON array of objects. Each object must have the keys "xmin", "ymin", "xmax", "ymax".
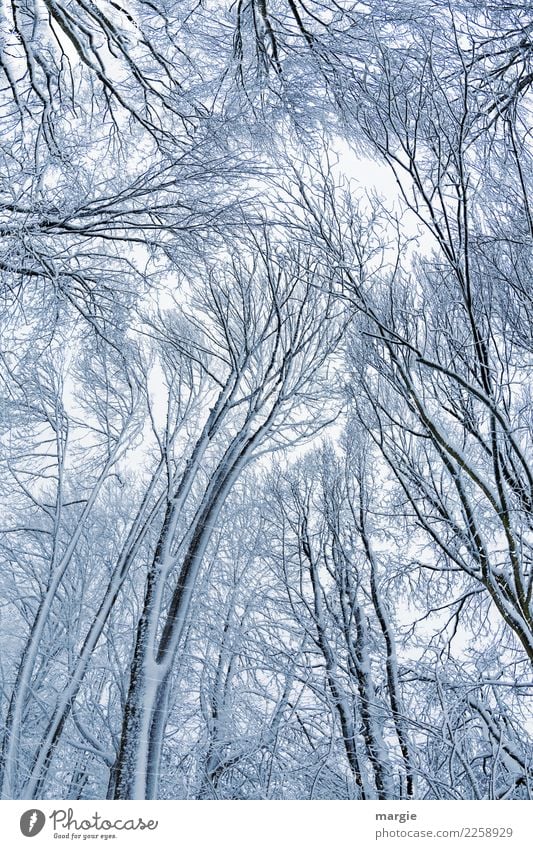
[{"xmin": 0, "ymin": 0, "xmax": 532, "ymax": 803}]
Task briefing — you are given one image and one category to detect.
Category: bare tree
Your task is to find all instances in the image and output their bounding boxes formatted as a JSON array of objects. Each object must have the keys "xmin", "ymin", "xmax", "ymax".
[
  {"xmin": 110, "ymin": 236, "xmax": 342, "ymax": 799},
  {"xmin": 0, "ymin": 334, "xmax": 143, "ymax": 798}
]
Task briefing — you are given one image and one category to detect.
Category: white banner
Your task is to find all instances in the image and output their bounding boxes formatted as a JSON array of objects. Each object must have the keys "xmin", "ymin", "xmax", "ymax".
[{"xmin": 1, "ymin": 800, "xmax": 530, "ymax": 849}]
